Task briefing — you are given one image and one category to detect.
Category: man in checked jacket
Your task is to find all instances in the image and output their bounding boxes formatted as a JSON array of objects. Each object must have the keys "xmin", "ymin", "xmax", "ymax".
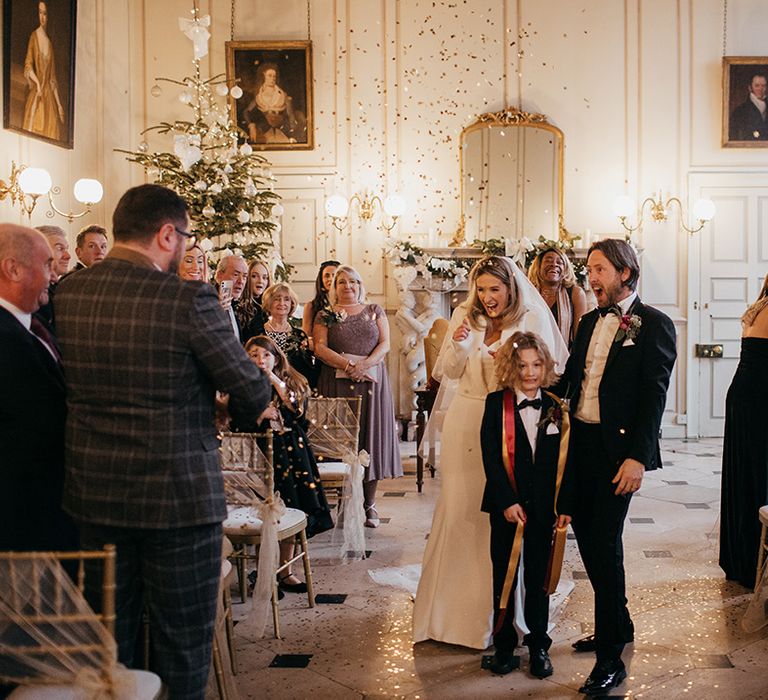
[{"xmin": 55, "ymin": 184, "xmax": 271, "ymax": 699}]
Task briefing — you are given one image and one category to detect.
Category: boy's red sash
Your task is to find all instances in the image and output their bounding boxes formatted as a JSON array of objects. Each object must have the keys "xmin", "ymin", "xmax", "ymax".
[{"xmin": 494, "ymin": 390, "xmax": 524, "ymax": 634}]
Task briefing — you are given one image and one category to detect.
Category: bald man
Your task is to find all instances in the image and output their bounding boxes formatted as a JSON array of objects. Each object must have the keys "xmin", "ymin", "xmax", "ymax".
[{"xmin": 0, "ymin": 224, "xmax": 77, "ymax": 551}]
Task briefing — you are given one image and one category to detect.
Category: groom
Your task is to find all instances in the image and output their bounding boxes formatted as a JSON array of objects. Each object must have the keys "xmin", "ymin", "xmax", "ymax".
[{"xmin": 555, "ymin": 239, "xmax": 676, "ymax": 695}]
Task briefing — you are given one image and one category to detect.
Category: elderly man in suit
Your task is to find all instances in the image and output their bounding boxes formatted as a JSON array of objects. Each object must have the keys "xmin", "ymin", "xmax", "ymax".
[
  {"xmin": 0, "ymin": 224, "xmax": 77, "ymax": 551},
  {"xmin": 554, "ymin": 239, "xmax": 676, "ymax": 696},
  {"xmin": 214, "ymin": 253, "xmax": 249, "ymax": 340},
  {"xmin": 729, "ymin": 73, "xmax": 768, "ymax": 141},
  {"xmin": 55, "ymin": 184, "xmax": 271, "ymax": 700}
]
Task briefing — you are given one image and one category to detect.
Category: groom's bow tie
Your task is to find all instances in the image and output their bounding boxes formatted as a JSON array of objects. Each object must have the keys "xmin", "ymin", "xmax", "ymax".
[
  {"xmin": 598, "ymin": 304, "xmax": 622, "ymax": 318},
  {"xmin": 518, "ymin": 398, "xmax": 542, "ymax": 411}
]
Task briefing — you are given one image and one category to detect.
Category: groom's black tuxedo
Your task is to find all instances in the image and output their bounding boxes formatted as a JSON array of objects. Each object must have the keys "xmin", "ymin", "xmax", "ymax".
[
  {"xmin": 554, "ymin": 295, "xmax": 676, "ymax": 663},
  {"xmin": 559, "ymin": 298, "xmax": 677, "ymax": 472}
]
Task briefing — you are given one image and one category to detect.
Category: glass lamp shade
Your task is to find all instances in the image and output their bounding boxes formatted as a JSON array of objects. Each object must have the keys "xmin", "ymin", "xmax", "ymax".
[
  {"xmin": 612, "ymin": 195, "xmax": 635, "ymax": 219},
  {"xmin": 692, "ymin": 198, "xmax": 716, "ymax": 222},
  {"xmin": 73, "ymin": 178, "xmax": 104, "ymax": 204},
  {"xmin": 383, "ymin": 194, "xmax": 406, "ymax": 217},
  {"xmin": 17, "ymin": 167, "xmax": 52, "ymax": 196},
  {"xmin": 325, "ymin": 195, "xmax": 349, "ymax": 218}
]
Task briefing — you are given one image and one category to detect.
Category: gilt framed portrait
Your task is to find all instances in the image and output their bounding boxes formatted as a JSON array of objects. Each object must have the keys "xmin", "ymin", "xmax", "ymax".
[
  {"xmin": 225, "ymin": 40, "xmax": 313, "ymax": 151},
  {"xmin": 3, "ymin": 0, "xmax": 77, "ymax": 149},
  {"xmin": 722, "ymin": 56, "xmax": 768, "ymax": 148}
]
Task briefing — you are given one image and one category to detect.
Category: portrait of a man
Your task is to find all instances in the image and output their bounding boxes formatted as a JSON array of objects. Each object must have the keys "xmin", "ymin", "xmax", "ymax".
[
  {"xmin": 2, "ymin": 0, "xmax": 78, "ymax": 149},
  {"xmin": 723, "ymin": 57, "xmax": 768, "ymax": 148},
  {"xmin": 225, "ymin": 40, "xmax": 313, "ymax": 151}
]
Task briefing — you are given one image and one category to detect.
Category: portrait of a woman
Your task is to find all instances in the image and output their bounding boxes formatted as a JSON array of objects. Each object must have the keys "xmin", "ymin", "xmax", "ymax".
[
  {"xmin": 244, "ymin": 62, "xmax": 306, "ymax": 145},
  {"xmin": 22, "ymin": 1, "xmax": 65, "ymax": 142}
]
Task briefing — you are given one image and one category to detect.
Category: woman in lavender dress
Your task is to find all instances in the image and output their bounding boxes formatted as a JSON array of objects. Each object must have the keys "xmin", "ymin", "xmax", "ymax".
[{"xmin": 314, "ymin": 265, "xmax": 403, "ymax": 527}]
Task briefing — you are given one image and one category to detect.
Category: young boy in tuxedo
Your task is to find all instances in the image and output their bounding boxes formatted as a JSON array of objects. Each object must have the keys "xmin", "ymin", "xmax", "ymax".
[{"xmin": 480, "ymin": 331, "xmax": 573, "ymax": 679}]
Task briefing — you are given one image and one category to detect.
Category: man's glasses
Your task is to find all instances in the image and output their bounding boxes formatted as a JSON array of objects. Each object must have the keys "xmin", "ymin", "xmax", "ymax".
[{"xmin": 175, "ymin": 227, "xmax": 197, "ymax": 251}]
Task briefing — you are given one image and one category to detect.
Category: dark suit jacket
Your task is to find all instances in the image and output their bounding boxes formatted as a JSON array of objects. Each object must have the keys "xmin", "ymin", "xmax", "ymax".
[
  {"xmin": 480, "ymin": 390, "xmax": 573, "ymax": 518},
  {"xmin": 55, "ymin": 247, "xmax": 271, "ymax": 529},
  {"xmin": 729, "ymin": 98, "xmax": 768, "ymax": 141},
  {"xmin": 554, "ymin": 297, "xmax": 677, "ymax": 472},
  {"xmin": 0, "ymin": 306, "xmax": 76, "ymax": 550}
]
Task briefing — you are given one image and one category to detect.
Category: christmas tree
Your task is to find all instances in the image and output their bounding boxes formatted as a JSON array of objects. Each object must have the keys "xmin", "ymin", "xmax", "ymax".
[{"xmin": 118, "ymin": 9, "xmax": 290, "ymax": 279}]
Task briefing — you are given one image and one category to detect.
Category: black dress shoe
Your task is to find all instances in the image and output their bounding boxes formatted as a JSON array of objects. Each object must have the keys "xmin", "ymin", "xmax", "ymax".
[
  {"xmin": 528, "ymin": 648, "xmax": 553, "ymax": 679},
  {"xmin": 278, "ymin": 576, "xmax": 308, "ymax": 594},
  {"xmin": 572, "ymin": 634, "xmax": 596, "ymax": 652},
  {"xmin": 578, "ymin": 659, "xmax": 627, "ymax": 696},
  {"xmin": 488, "ymin": 652, "xmax": 519, "ymax": 675}
]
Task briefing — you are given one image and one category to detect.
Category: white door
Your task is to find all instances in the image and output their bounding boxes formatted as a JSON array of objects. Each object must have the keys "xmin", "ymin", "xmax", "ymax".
[{"xmin": 691, "ymin": 178, "xmax": 768, "ymax": 437}]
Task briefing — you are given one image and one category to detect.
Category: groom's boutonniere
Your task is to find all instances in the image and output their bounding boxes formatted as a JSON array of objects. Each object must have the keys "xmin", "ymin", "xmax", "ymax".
[{"xmin": 614, "ymin": 313, "xmax": 642, "ymax": 344}]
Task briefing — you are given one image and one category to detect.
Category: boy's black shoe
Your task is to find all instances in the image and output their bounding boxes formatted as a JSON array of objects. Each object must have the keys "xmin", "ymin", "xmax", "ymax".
[{"xmin": 488, "ymin": 651, "xmax": 520, "ymax": 675}]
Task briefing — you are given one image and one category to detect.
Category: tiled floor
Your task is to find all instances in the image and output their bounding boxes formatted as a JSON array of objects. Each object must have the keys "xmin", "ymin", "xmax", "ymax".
[{"xmin": 220, "ymin": 438, "xmax": 768, "ymax": 699}]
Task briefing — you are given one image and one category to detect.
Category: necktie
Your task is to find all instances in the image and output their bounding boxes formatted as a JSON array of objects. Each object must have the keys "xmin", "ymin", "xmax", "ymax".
[
  {"xmin": 598, "ymin": 304, "xmax": 621, "ymax": 318},
  {"xmin": 30, "ymin": 315, "xmax": 61, "ymax": 362},
  {"xmin": 518, "ymin": 398, "xmax": 542, "ymax": 410}
]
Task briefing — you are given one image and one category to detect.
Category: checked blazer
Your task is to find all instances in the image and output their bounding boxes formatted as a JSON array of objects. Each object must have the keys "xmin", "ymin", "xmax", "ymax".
[
  {"xmin": 55, "ymin": 247, "xmax": 271, "ymax": 529},
  {"xmin": 555, "ymin": 297, "xmax": 677, "ymax": 471}
]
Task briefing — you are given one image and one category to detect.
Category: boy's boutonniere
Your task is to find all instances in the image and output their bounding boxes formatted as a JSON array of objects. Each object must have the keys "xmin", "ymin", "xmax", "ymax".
[
  {"xmin": 537, "ymin": 396, "xmax": 569, "ymax": 430},
  {"xmin": 614, "ymin": 313, "xmax": 642, "ymax": 344},
  {"xmin": 319, "ymin": 307, "xmax": 348, "ymax": 327}
]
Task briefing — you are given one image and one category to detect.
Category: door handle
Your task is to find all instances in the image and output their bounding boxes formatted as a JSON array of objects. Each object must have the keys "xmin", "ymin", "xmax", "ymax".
[{"xmin": 694, "ymin": 344, "xmax": 723, "ymax": 358}]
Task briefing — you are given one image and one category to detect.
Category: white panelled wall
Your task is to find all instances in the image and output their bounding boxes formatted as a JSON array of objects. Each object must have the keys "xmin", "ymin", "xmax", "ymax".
[{"xmin": 2, "ymin": 0, "xmax": 767, "ymax": 437}]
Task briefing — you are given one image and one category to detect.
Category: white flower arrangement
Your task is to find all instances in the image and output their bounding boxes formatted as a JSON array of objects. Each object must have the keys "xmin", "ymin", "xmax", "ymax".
[{"xmin": 383, "ymin": 237, "xmax": 470, "ymax": 289}]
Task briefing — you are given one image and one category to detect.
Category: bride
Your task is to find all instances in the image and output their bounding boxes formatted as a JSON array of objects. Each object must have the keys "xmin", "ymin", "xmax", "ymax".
[{"xmin": 413, "ymin": 255, "xmax": 568, "ymax": 650}]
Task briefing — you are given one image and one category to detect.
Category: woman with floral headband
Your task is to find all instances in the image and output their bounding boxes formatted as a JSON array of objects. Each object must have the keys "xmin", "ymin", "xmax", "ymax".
[{"xmin": 413, "ymin": 255, "xmax": 568, "ymax": 651}]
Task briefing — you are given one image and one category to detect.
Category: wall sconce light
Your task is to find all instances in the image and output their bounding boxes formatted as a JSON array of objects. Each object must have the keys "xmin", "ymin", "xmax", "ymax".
[
  {"xmin": 0, "ymin": 161, "xmax": 103, "ymax": 222},
  {"xmin": 613, "ymin": 191, "xmax": 716, "ymax": 235},
  {"xmin": 325, "ymin": 191, "xmax": 406, "ymax": 233}
]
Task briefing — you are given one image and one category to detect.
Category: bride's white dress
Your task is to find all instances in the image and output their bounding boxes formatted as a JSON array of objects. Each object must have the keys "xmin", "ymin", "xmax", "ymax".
[{"xmin": 412, "ymin": 302, "xmax": 569, "ymax": 650}]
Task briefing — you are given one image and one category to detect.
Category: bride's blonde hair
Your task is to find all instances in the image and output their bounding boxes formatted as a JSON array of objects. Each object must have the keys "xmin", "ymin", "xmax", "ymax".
[
  {"xmin": 742, "ymin": 273, "xmax": 768, "ymax": 327},
  {"xmin": 465, "ymin": 256, "xmax": 525, "ymax": 331}
]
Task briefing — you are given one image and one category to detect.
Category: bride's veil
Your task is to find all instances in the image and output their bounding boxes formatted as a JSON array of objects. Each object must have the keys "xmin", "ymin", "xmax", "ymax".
[{"xmin": 419, "ymin": 255, "xmax": 569, "ymax": 463}]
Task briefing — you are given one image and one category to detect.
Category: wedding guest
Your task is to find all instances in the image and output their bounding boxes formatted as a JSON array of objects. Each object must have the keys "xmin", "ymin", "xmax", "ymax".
[
  {"xmin": 73, "ymin": 224, "xmax": 108, "ymax": 270},
  {"xmin": 262, "ymin": 282, "xmax": 316, "ymax": 385},
  {"xmin": 35, "ymin": 224, "xmax": 70, "ymax": 329},
  {"xmin": 720, "ymin": 273, "xmax": 768, "ymax": 587},
  {"xmin": 231, "ymin": 336, "xmax": 334, "ymax": 592},
  {"xmin": 554, "ymin": 239, "xmax": 676, "ymax": 696},
  {"xmin": 0, "ymin": 224, "xmax": 77, "ymax": 552},
  {"xmin": 313, "ymin": 265, "xmax": 402, "ymax": 528},
  {"xmin": 214, "ymin": 253, "xmax": 249, "ymax": 340},
  {"xmin": 527, "ymin": 246, "xmax": 587, "ymax": 346},
  {"xmin": 178, "ymin": 242, "xmax": 208, "ymax": 282},
  {"xmin": 413, "ymin": 256, "xmax": 568, "ymax": 650},
  {"xmin": 238, "ymin": 258, "xmax": 271, "ymax": 338},
  {"xmin": 55, "ymin": 184, "xmax": 270, "ymax": 699},
  {"xmin": 302, "ymin": 259, "xmax": 339, "ymax": 350},
  {"xmin": 481, "ymin": 331, "xmax": 573, "ymax": 678}
]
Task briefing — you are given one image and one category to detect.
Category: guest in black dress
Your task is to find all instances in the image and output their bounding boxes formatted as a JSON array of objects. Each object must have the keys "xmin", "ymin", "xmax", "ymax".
[
  {"xmin": 262, "ymin": 282, "xmax": 318, "ymax": 387},
  {"xmin": 720, "ymin": 274, "xmax": 768, "ymax": 588},
  {"xmin": 238, "ymin": 259, "xmax": 271, "ymax": 339},
  {"xmin": 302, "ymin": 260, "xmax": 340, "ymax": 351},
  {"xmin": 232, "ymin": 335, "xmax": 333, "ymax": 593}
]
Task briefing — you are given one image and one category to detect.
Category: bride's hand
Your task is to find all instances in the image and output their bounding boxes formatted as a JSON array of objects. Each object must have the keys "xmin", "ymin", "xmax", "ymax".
[{"xmin": 452, "ymin": 318, "xmax": 471, "ymax": 342}]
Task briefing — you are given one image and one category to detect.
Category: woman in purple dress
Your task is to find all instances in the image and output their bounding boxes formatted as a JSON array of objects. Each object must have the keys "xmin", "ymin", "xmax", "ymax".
[{"xmin": 314, "ymin": 265, "xmax": 403, "ymax": 527}]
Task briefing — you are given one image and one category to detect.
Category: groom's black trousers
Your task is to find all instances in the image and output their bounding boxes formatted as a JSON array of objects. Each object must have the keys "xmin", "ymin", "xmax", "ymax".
[{"xmin": 570, "ymin": 419, "xmax": 635, "ymax": 662}]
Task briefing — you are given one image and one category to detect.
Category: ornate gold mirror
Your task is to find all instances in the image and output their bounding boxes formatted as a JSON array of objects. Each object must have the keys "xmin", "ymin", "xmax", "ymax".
[{"xmin": 455, "ymin": 107, "xmax": 564, "ymax": 245}]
